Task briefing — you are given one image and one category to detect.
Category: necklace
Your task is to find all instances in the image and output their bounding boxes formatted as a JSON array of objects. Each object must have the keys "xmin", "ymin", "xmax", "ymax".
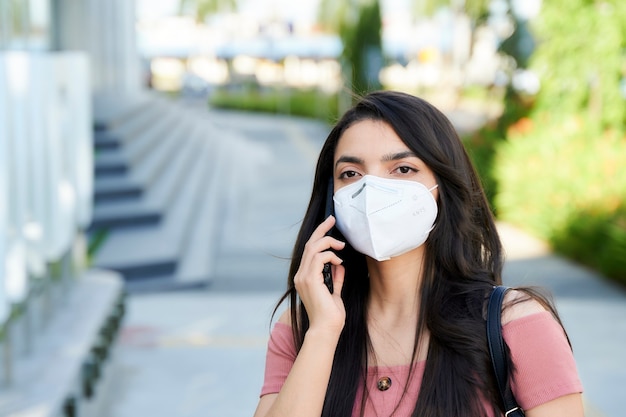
[
  {"xmin": 363, "ymin": 367, "xmax": 404, "ymax": 417},
  {"xmin": 377, "ymin": 375, "xmax": 392, "ymax": 391}
]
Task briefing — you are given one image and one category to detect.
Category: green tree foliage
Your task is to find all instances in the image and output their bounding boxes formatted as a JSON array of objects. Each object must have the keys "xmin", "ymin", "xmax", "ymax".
[
  {"xmin": 411, "ymin": 0, "xmax": 490, "ymax": 22},
  {"xmin": 340, "ymin": 0, "xmax": 383, "ymax": 95},
  {"xmin": 411, "ymin": 0, "xmax": 448, "ymax": 18},
  {"xmin": 486, "ymin": 0, "xmax": 626, "ymax": 284},
  {"xmin": 462, "ymin": 0, "xmax": 491, "ymax": 23},
  {"xmin": 529, "ymin": 0, "xmax": 626, "ymax": 129},
  {"xmin": 318, "ymin": 0, "xmax": 383, "ymax": 96},
  {"xmin": 317, "ymin": 0, "xmax": 351, "ymax": 33},
  {"xmin": 318, "ymin": 0, "xmax": 497, "ymax": 96}
]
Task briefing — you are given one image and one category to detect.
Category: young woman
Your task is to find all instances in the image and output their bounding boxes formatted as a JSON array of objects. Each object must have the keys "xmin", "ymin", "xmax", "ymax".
[{"xmin": 254, "ymin": 91, "xmax": 583, "ymax": 417}]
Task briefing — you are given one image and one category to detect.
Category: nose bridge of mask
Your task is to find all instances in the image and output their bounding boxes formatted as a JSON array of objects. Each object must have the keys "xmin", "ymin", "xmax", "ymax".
[
  {"xmin": 361, "ymin": 176, "xmax": 404, "ymax": 215},
  {"xmin": 345, "ymin": 176, "xmax": 437, "ymax": 215},
  {"xmin": 350, "ymin": 176, "xmax": 400, "ymax": 198},
  {"xmin": 365, "ymin": 176, "xmax": 401, "ymax": 195}
]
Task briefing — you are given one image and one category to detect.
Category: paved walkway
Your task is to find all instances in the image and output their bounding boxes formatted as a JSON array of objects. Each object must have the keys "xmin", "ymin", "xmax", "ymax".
[{"xmin": 96, "ymin": 109, "xmax": 625, "ymax": 417}]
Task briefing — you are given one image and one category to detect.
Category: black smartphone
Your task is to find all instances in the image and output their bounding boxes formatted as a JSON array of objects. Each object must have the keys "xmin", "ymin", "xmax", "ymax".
[{"xmin": 322, "ymin": 179, "xmax": 334, "ymax": 293}]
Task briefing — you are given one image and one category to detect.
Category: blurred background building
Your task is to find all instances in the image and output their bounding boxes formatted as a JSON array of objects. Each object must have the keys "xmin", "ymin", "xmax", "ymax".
[{"xmin": 136, "ymin": 0, "xmax": 505, "ymax": 105}]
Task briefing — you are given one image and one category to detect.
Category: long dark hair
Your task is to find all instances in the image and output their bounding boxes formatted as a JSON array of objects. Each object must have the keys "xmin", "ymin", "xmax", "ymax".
[{"xmin": 273, "ymin": 91, "xmax": 561, "ymax": 417}]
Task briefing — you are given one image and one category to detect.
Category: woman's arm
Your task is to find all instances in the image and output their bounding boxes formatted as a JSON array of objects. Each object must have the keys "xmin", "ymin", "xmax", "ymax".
[
  {"xmin": 253, "ymin": 323, "xmax": 343, "ymax": 417},
  {"xmin": 502, "ymin": 290, "xmax": 585, "ymax": 417},
  {"xmin": 254, "ymin": 216, "xmax": 347, "ymax": 417},
  {"xmin": 525, "ymin": 393, "xmax": 584, "ymax": 417}
]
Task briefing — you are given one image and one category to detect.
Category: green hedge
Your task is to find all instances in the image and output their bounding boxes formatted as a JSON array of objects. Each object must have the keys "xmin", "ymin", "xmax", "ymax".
[
  {"xmin": 465, "ymin": 115, "xmax": 626, "ymax": 286},
  {"xmin": 209, "ymin": 87, "xmax": 340, "ymax": 124},
  {"xmin": 551, "ymin": 205, "xmax": 626, "ymax": 281}
]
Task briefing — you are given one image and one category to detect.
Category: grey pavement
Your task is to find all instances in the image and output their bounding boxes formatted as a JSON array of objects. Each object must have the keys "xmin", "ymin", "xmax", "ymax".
[{"xmin": 95, "ymin": 109, "xmax": 625, "ymax": 417}]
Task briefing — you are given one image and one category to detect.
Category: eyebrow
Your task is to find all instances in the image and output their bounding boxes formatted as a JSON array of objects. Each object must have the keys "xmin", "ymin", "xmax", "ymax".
[
  {"xmin": 381, "ymin": 151, "xmax": 418, "ymax": 162},
  {"xmin": 335, "ymin": 151, "xmax": 418, "ymax": 169},
  {"xmin": 335, "ymin": 155, "xmax": 364, "ymax": 169}
]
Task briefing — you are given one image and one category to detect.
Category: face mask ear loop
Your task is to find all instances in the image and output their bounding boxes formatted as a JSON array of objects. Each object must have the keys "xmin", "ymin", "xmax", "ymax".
[{"xmin": 427, "ymin": 184, "xmax": 439, "ymax": 233}]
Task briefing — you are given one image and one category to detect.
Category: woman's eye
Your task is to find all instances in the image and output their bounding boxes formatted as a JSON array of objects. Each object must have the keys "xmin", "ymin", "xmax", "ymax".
[
  {"xmin": 339, "ymin": 170, "xmax": 359, "ymax": 179},
  {"xmin": 396, "ymin": 166, "xmax": 416, "ymax": 174}
]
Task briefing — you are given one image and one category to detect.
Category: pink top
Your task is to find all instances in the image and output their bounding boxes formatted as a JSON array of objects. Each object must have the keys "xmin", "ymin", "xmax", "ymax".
[{"xmin": 260, "ymin": 311, "xmax": 583, "ymax": 416}]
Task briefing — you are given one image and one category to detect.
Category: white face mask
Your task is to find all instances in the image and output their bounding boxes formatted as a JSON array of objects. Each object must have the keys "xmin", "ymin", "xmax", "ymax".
[{"xmin": 333, "ymin": 175, "xmax": 438, "ymax": 261}]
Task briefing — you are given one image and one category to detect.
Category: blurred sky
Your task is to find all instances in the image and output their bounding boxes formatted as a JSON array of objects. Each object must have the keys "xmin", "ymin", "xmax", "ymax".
[{"xmin": 136, "ymin": 0, "xmax": 412, "ymax": 24}]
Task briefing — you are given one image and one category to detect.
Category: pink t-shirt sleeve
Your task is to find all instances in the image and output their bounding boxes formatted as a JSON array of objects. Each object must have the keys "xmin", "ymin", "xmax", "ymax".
[
  {"xmin": 260, "ymin": 322, "xmax": 297, "ymax": 397},
  {"xmin": 503, "ymin": 311, "xmax": 583, "ymax": 411}
]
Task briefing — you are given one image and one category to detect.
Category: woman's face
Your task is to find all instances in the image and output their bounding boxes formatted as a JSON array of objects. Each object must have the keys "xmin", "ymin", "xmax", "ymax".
[{"xmin": 333, "ymin": 119, "xmax": 438, "ymax": 199}]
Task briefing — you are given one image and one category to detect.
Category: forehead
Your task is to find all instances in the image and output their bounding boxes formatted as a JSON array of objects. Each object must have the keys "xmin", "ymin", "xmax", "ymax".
[{"xmin": 335, "ymin": 119, "xmax": 409, "ymax": 157}]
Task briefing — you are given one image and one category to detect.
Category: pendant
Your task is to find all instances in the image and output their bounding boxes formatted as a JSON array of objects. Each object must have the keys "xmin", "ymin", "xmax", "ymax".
[{"xmin": 377, "ymin": 376, "xmax": 392, "ymax": 391}]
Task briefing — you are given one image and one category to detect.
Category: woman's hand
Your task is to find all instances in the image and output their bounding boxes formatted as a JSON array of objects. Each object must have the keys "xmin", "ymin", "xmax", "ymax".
[
  {"xmin": 294, "ymin": 215, "xmax": 346, "ymax": 336},
  {"xmin": 254, "ymin": 221, "xmax": 347, "ymax": 417}
]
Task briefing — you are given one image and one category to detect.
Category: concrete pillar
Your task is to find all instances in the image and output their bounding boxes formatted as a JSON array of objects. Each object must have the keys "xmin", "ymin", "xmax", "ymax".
[
  {"xmin": 118, "ymin": 0, "xmax": 142, "ymax": 92},
  {"xmin": 0, "ymin": 53, "xmax": 30, "ymax": 310},
  {"xmin": 54, "ymin": 0, "xmax": 141, "ymax": 95},
  {"xmin": 0, "ymin": 59, "xmax": 9, "ymax": 326}
]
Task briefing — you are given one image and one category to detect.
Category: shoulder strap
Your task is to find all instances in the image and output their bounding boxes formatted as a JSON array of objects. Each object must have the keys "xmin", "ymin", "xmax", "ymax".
[{"xmin": 487, "ymin": 286, "xmax": 525, "ymax": 417}]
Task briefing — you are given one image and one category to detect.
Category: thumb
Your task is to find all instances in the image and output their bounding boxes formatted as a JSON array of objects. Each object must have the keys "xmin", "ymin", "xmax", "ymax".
[{"xmin": 331, "ymin": 264, "xmax": 346, "ymax": 297}]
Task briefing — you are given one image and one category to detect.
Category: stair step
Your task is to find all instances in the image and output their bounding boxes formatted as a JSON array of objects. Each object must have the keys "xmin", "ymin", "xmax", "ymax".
[
  {"xmin": 122, "ymin": 276, "xmax": 208, "ymax": 294},
  {"xmin": 123, "ymin": 108, "xmax": 180, "ymax": 167},
  {"xmin": 92, "ymin": 132, "xmax": 211, "ymax": 280},
  {"xmin": 93, "ymin": 92, "xmax": 168, "ymax": 132},
  {"xmin": 104, "ymin": 99, "xmax": 170, "ymax": 147},
  {"xmin": 92, "ymin": 223, "xmax": 179, "ymax": 279},
  {"xmin": 93, "ymin": 93, "xmax": 153, "ymax": 131},
  {"xmin": 90, "ymin": 201, "xmax": 161, "ymax": 229},
  {"xmin": 94, "ymin": 177, "xmax": 143, "ymax": 202},
  {"xmin": 142, "ymin": 122, "xmax": 200, "ymax": 208},
  {"xmin": 94, "ymin": 131, "xmax": 121, "ymax": 150},
  {"xmin": 111, "ymin": 259, "xmax": 178, "ymax": 279},
  {"xmin": 174, "ymin": 123, "xmax": 227, "ymax": 284},
  {"xmin": 130, "ymin": 110, "xmax": 191, "ymax": 188},
  {"xmin": 89, "ymin": 113, "xmax": 197, "ymax": 232},
  {"xmin": 95, "ymin": 152, "xmax": 128, "ymax": 176},
  {"xmin": 93, "ymin": 101, "xmax": 174, "ymax": 180}
]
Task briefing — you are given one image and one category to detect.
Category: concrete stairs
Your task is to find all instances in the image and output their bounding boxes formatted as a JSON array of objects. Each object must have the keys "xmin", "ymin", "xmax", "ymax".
[{"xmin": 89, "ymin": 94, "xmax": 240, "ymax": 292}]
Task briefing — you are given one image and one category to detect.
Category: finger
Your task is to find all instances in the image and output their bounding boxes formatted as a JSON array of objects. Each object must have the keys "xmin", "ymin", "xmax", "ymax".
[
  {"xmin": 314, "ymin": 251, "xmax": 343, "ymax": 269},
  {"xmin": 331, "ymin": 264, "xmax": 346, "ymax": 296},
  {"xmin": 310, "ymin": 215, "xmax": 336, "ymax": 241},
  {"xmin": 295, "ymin": 251, "xmax": 343, "ymax": 286},
  {"xmin": 307, "ymin": 235, "xmax": 345, "ymax": 254},
  {"xmin": 328, "ymin": 236, "xmax": 346, "ymax": 251},
  {"xmin": 302, "ymin": 236, "xmax": 344, "ymax": 267}
]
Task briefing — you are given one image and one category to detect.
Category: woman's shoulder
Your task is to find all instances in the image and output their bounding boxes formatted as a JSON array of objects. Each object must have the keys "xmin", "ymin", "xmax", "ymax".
[
  {"xmin": 267, "ymin": 310, "xmax": 297, "ymax": 359},
  {"xmin": 498, "ymin": 289, "xmax": 583, "ymax": 411},
  {"xmin": 500, "ymin": 288, "xmax": 552, "ymax": 325},
  {"xmin": 272, "ymin": 310, "xmax": 294, "ymax": 337},
  {"xmin": 277, "ymin": 309, "xmax": 292, "ymax": 326}
]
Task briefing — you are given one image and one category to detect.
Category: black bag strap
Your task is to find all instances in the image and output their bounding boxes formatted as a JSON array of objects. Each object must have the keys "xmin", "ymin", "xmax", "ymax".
[{"xmin": 487, "ymin": 286, "xmax": 525, "ymax": 417}]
